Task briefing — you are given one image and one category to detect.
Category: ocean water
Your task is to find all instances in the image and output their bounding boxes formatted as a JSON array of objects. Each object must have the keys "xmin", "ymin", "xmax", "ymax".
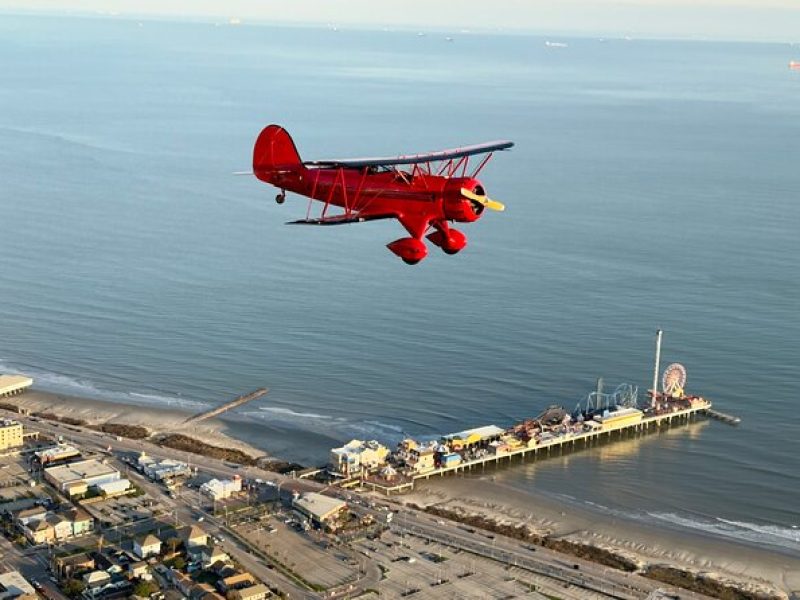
[{"xmin": 1, "ymin": 14, "xmax": 798, "ymax": 553}]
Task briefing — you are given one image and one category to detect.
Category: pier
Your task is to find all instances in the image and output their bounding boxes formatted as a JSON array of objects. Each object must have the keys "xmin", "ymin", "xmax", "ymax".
[
  {"xmin": 703, "ymin": 408, "xmax": 741, "ymax": 426},
  {"xmin": 184, "ymin": 388, "xmax": 269, "ymax": 424},
  {"xmin": 362, "ymin": 402, "xmax": 713, "ymax": 495}
]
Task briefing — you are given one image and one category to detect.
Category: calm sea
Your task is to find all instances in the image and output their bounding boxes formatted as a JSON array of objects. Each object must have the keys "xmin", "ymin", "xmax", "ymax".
[{"xmin": 1, "ymin": 14, "xmax": 798, "ymax": 553}]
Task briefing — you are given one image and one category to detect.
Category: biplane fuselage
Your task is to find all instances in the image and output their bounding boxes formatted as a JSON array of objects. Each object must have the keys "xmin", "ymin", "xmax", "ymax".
[{"xmin": 253, "ymin": 125, "xmax": 512, "ymax": 264}]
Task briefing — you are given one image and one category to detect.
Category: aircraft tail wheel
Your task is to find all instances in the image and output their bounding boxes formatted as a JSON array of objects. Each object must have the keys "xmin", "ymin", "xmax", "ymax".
[{"xmin": 276, "ymin": 192, "xmax": 286, "ymax": 205}]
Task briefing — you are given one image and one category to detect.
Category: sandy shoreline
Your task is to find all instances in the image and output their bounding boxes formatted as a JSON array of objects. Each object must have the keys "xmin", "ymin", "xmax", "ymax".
[
  {"xmin": 399, "ymin": 477, "xmax": 799, "ymax": 597},
  {"xmin": 5, "ymin": 389, "xmax": 268, "ymax": 460},
  {"xmin": 5, "ymin": 389, "xmax": 798, "ymax": 596}
]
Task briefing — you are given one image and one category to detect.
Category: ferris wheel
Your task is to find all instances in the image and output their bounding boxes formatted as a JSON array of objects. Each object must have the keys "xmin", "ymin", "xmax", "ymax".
[{"xmin": 662, "ymin": 363, "xmax": 687, "ymax": 397}]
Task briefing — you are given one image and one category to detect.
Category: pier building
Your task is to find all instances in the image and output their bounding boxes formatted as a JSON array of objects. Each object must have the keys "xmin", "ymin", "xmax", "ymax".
[{"xmin": 329, "ymin": 439, "xmax": 389, "ymax": 477}]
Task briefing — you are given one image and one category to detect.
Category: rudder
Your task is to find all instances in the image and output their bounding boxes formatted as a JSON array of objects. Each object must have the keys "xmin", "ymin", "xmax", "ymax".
[{"xmin": 253, "ymin": 125, "xmax": 303, "ymax": 180}]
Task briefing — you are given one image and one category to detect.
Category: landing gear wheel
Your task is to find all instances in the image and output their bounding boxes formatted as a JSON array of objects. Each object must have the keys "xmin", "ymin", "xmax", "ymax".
[
  {"xmin": 275, "ymin": 192, "xmax": 286, "ymax": 205},
  {"xmin": 402, "ymin": 258, "xmax": 421, "ymax": 265},
  {"xmin": 443, "ymin": 248, "xmax": 460, "ymax": 255}
]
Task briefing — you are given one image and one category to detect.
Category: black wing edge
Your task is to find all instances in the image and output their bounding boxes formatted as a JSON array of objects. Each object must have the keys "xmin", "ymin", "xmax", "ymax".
[
  {"xmin": 304, "ymin": 140, "xmax": 514, "ymax": 169},
  {"xmin": 286, "ymin": 213, "xmax": 396, "ymax": 226}
]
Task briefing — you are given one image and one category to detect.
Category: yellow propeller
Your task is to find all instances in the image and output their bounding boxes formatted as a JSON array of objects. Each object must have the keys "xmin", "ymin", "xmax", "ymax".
[{"xmin": 460, "ymin": 187, "xmax": 506, "ymax": 212}]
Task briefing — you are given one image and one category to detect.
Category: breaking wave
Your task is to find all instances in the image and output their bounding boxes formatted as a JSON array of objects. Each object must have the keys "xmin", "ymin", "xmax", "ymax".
[
  {"xmin": 0, "ymin": 359, "xmax": 204, "ymax": 410},
  {"xmin": 647, "ymin": 512, "xmax": 800, "ymax": 552}
]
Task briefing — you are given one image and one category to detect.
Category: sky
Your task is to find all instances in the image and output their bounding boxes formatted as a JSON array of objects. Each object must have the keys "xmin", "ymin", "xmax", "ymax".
[{"xmin": 1, "ymin": 0, "xmax": 799, "ymax": 42}]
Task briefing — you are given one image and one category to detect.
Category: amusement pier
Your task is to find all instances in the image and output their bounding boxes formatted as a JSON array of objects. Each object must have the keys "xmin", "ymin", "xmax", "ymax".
[{"xmin": 327, "ymin": 330, "xmax": 740, "ymax": 494}]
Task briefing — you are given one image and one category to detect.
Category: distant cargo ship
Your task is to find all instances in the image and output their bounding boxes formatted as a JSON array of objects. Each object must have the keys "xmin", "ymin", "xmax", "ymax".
[{"xmin": 790, "ymin": 61, "xmax": 800, "ymax": 70}]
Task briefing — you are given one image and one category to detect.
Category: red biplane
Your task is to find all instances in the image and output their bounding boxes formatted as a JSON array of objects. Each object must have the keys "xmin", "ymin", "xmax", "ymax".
[{"xmin": 251, "ymin": 125, "xmax": 513, "ymax": 264}]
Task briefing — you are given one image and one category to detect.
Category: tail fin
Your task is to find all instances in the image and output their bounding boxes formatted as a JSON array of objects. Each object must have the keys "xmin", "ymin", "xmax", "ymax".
[{"xmin": 253, "ymin": 125, "xmax": 303, "ymax": 181}]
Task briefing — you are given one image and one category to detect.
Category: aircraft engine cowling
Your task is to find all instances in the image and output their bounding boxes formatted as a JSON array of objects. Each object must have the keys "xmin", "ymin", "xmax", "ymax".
[{"xmin": 443, "ymin": 179, "xmax": 486, "ymax": 223}]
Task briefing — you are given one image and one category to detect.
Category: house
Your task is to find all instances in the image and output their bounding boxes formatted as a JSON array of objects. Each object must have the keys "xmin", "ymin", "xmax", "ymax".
[
  {"xmin": 65, "ymin": 507, "xmax": 94, "ymax": 536},
  {"xmin": 229, "ymin": 584, "xmax": 270, "ymax": 600},
  {"xmin": 0, "ymin": 570, "xmax": 36, "ymax": 600},
  {"xmin": 218, "ymin": 573, "xmax": 255, "ymax": 593},
  {"xmin": 22, "ymin": 518, "xmax": 54, "ymax": 545},
  {"xmin": 133, "ymin": 534, "xmax": 161, "ymax": 559},
  {"xmin": 179, "ymin": 525, "xmax": 208, "ymax": 548},
  {"xmin": 83, "ymin": 570, "xmax": 112, "ymax": 588},
  {"xmin": 127, "ymin": 561, "xmax": 151, "ymax": 581},
  {"xmin": 47, "ymin": 513, "xmax": 73, "ymax": 540},
  {"xmin": 200, "ymin": 545, "xmax": 229, "ymax": 569},
  {"xmin": 18, "ymin": 506, "xmax": 94, "ymax": 543},
  {"xmin": 169, "ymin": 571, "xmax": 194, "ymax": 597},
  {"xmin": 54, "ymin": 553, "xmax": 95, "ymax": 578}
]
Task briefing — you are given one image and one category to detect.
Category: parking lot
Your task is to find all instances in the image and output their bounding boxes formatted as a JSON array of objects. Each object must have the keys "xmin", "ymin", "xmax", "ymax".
[
  {"xmin": 234, "ymin": 516, "xmax": 359, "ymax": 590},
  {"xmin": 83, "ymin": 493, "xmax": 167, "ymax": 527},
  {"xmin": 353, "ymin": 531, "xmax": 604, "ymax": 600}
]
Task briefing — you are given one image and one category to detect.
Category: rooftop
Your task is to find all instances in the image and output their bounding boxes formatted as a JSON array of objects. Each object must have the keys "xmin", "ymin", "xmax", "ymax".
[
  {"xmin": 45, "ymin": 458, "xmax": 118, "ymax": 484},
  {"xmin": 443, "ymin": 424, "xmax": 505, "ymax": 441},
  {"xmin": 293, "ymin": 492, "xmax": 346, "ymax": 520}
]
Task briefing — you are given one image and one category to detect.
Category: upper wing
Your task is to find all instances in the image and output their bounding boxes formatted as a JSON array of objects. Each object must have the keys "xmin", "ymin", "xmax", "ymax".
[{"xmin": 304, "ymin": 140, "xmax": 514, "ymax": 169}]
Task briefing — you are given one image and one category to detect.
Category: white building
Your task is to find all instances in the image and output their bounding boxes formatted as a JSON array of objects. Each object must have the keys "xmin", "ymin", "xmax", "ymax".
[
  {"xmin": 200, "ymin": 476, "xmax": 242, "ymax": 501},
  {"xmin": 95, "ymin": 479, "xmax": 131, "ymax": 497},
  {"xmin": 44, "ymin": 458, "xmax": 120, "ymax": 496},
  {"xmin": 137, "ymin": 453, "xmax": 191, "ymax": 481}
]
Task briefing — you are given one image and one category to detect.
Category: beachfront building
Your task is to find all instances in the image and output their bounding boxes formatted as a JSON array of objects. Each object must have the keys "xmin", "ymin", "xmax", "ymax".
[
  {"xmin": 0, "ymin": 420, "xmax": 23, "ymax": 451},
  {"xmin": 44, "ymin": 458, "xmax": 121, "ymax": 497},
  {"xmin": 34, "ymin": 443, "xmax": 81, "ymax": 465},
  {"xmin": 329, "ymin": 439, "xmax": 390, "ymax": 477},
  {"xmin": 137, "ymin": 452, "xmax": 192, "ymax": 482},
  {"xmin": 0, "ymin": 570, "xmax": 36, "ymax": 600},
  {"xmin": 200, "ymin": 476, "xmax": 242, "ymax": 501},
  {"xmin": 0, "ymin": 375, "xmax": 32, "ymax": 398},
  {"xmin": 404, "ymin": 444, "xmax": 436, "ymax": 474},
  {"xmin": 292, "ymin": 492, "xmax": 347, "ymax": 531}
]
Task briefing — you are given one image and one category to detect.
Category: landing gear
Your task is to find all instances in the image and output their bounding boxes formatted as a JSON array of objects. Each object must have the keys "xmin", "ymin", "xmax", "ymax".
[
  {"xmin": 387, "ymin": 237, "xmax": 428, "ymax": 265},
  {"xmin": 427, "ymin": 227, "xmax": 467, "ymax": 255},
  {"xmin": 275, "ymin": 191, "xmax": 286, "ymax": 204}
]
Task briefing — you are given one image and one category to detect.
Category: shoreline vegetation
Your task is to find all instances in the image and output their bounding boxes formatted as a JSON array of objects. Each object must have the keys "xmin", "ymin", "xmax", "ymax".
[{"xmin": 2, "ymin": 390, "xmax": 796, "ymax": 599}]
